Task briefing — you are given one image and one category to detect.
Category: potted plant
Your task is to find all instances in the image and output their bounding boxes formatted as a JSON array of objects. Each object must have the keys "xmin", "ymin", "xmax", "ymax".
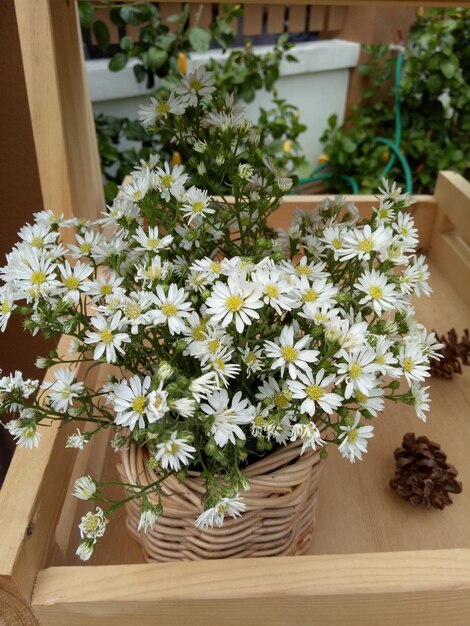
[{"xmin": 0, "ymin": 69, "xmax": 441, "ymax": 562}]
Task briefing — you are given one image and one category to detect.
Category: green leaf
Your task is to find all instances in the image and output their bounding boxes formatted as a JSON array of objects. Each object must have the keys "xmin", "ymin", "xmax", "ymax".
[
  {"xmin": 78, "ymin": 1, "xmax": 94, "ymax": 29},
  {"xmin": 120, "ymin": 36, "xmax": 134, "ymax": 52},
  {"xmin": 109, "ymin": 53, "xmax": 128, "ymax": 72},
  {"xmin": 441, "ymin": 59, "xmax": 457, "ymax": 79},
  {"xmin": 155, "ymin": 32, "xmax": 177, "ymax": 51},
  {"xmin": 120, "ymin": 5, "xmax": 150, "ymax": 26},
  {"xmin": 133, "ymin": 64, "xmax": 147, "ymax": 83},
  {"xmin": 147, "ymin": 47, "xmax": 168, "ymax": 71},
  {"xmin": 427, "ymin": 74, "xmax": 442, "ymax": 92},
  {"xmin": 188, "ymin": 27, "xmax": 211, "ymax": 52},
  {"xmin": 93, "ymin": 20, "xmax": 110, "ymax": 51}
]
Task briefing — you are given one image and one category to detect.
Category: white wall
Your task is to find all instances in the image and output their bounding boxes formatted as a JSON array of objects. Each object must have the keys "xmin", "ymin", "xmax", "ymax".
[{"xmin": 87, "ymin": 39, "xmax": 360, "ymax": 166}]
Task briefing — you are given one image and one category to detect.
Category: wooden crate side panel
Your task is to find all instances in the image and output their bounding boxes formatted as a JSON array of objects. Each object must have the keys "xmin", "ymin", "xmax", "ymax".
[
  {"xmin": 32, "ymin": 550, "xmax": 470, "ymax": 625},
  {"xmin": 429, "ymin": 172, "xmax": 470, "ymax": 309},
  {"xmin": 0, "ymin": 336, "xmax": 100, "ymax": 613},
  {"xmin": 15, "ymin": 0, "xmax": 104, "ymax": 221}
]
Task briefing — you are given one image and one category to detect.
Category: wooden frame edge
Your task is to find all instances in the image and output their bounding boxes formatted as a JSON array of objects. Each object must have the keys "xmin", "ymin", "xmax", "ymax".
[{"xmin": 31, "ymin": 549, "xmax": 470, "ymax": 625}]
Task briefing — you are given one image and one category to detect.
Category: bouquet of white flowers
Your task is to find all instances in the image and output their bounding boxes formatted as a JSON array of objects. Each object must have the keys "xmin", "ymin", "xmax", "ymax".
[{"xmin": 0, "ymin": 69, "xmax": 441, "ymax": 561}]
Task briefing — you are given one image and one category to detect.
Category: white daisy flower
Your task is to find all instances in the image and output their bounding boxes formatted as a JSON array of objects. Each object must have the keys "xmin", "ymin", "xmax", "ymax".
[
  {"xmin": 339, "ymin": 224, "xmax": 392, "ymax": 262},
  {"xmin": 281, "ymin": 257, "xmax": 327, "ymax": 280},
  {"xmin": 68, "ymin": 231, "xmax": 103, "ymax": 260},
  {"xmin": 84, "ymin": 312, "xmax": 130, "ymax": 363},
  {"xmin": 79, "ymin": 507, "xmax": 108, "ymax": 540},
  {"xmin": 292, "ymin": 275, "xmax": 339, "ymax": 311},
  {"xmin": 398, "ymin": 342, "xmax": 430, "ymax": 384},
  {"xmin": 151, "ymin": 284, "xmax": 192, "ymax": 335},
  {"xmin": 76, "ymin": 539, "xmax": 95, "ymax": 562},
  {"xmin": 338, "ymin": 412, "xmax": 374, "ymax": 463},
  {"xmin": 355, "ymin": 269, "xmax": 399, "ymax": 316},
  {"xmin": 321, "ymin": 225, "xmax": 345, "ymax": 260},
  {"xmin": 56, "ymin": 260, "xmax": 93, "ymax": 304},
  {"xmin": 410, "ymin": 383, "xmax": 431, "ymax": 421},
  {"xmin": 18, "ymin": 222, "xmax": 58, "ymax": 249},
  {"xmin": 264, "ymin": 326, "xmax": 319, "ymax": 379},
  {"xmin": 255, "ymin": 376, "xmax": 292, "ymax": 410},
  {"xmin": 206, "ymin": 276, "xmax": 263, "ymax": 334},
  {"xmin": 336, "ymin": 347, "xmax": 379, "ymax": 399},
  {"xmin": 6, "ymin": 248, "xmax": 60, "ymax": 301},
  {"xmin": 392, "ymin": 212, "xmax": 419, "ymax": 249},
  {"xmin": 65, "ymin": 429, "xmax": 89, "ymax": 449},
  {"xmin": 0, "ymin": 288, "xmax": 16, "ymax": 332},
  {"xmin": 135, "ymin": 257, "xmax": 172, "ymax": 284},
  {"xmin": 290, "ymin": 422, "xmax": 325, "ymax": 454},
  {"xmin": 175, "ymin": 67, "xmax": 216, "ymax": 106},
  {"xmin": 155, "ymin": 432, "xmax": 196, "ymax": 471},
  {"xmin": 119, "ymin": 291, "xmax": 156, "ymax": 335},
  {"xmin": 120, "ymin": 170, "xmax": 151, "ymax": 203},
  {"xmin": 267, "ymin": 412, "xmax": 293, "ymax": 445},
  {"xmin": 379, "ymin": 178, "xmax": 409, "ymax": 203},
  {"xmin": 252, "ymin": 268, "xmax": 295, "ymax": 314},
  {"xmin": 189, "ymin": 371, "xmax": 220, "ymax": 402},
  {"xmin": 138, "ymin": 502, "xmax": 158, "ymax": 533},
  {"xmin": 372, "ymin": 336, "xmax": 401, "ymax": 376},
  {"xmin": 171, "ymin": 397, "xmax": 197, "ymax": 418},
  {"xmin": 181, "ymin": 187, "xmax": 214, "ymax": 225},
  {"xmin": 287, "ymin": 368, "xmax": 342, "ymax": 416},
  {"xmin": 201, "ymin": 389, "xmax": 255, "ymax": 447},
  {"xmin": 112, "ymin": 375, "xmax": 152, "ymax": 430},
  {"xmin": 195, "ymin": 495, "xmax": 246, "ymax": 529},
  {"xmin": 190, "ymin": 257, "xmax": 224, "ymax": 282},
  {"xmin": 87, "ymin": 272, "xmax": 124, "ymax": 302},
  {"xmin": 411, "ymin": 255, "xmax": 432, "ymax": 297},
  {"xmin": 72, "ymin": 476, "xmax": 96, "ymax": 501},
  {"xmin": 6, "ymin": 420, "xmax": 41, "ymax": 449},
  {"xmin": 353, "ymin": 388, "xmax": 384, "ymax": 417},
  {"xmin": 33, "ymin": 209, "xmax": 64, "ymax": 227},
  {"xmin": 133, "ymin": 226, "xmax": 173, "ymax": 253},
  {"xmin": 239, "ymin": 345, "xmax": 264, "ymax": 374},
  {"xmin": 47, "ymin": 368, "xmax": 84, "ymax": 412},
  {"xmin": 147, "ymin": 381, "xmax": 169, "ymax": 422},
  {"xmin": 155, "ymin": 163, "xmax": 188, "ymax": 202},
  {"xmin": 138, "ymin": 91, "xmax": 187, "ymax": 127}
]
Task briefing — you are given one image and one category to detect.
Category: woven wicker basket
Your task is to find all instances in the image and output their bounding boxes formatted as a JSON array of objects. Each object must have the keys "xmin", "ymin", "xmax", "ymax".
[{"xmin": 118, "ymin": 440, "xmax": 323, "ymax": 562}]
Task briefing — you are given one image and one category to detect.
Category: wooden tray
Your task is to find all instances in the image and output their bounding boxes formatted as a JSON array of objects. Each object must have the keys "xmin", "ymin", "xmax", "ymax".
[{"xmin": 1, "ymin": 171, "xmax": 470, "ymax": 625}]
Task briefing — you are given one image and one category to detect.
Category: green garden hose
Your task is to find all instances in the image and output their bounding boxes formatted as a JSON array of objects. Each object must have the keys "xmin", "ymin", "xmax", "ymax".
[{"xmin": 296, "ymin": 52, "xmax": 413, "ymax": 195}]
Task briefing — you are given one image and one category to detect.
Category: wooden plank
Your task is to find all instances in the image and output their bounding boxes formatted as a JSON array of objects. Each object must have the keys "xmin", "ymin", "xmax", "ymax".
[
  {"xmin": 85, "ymin": 0, "xmax": 470, "ymax": 6},
  {"xmin": 32, "ymin": 550, "xmax": 470, "ymax": 625},
  {"xmin": 266, "ymin": 4, "xmax": 285, "ymax": 33},
  {"xmin": 326, "ymin": 5, "xmax": 347, "ymax": 31},
  {"xmin": 0, "ymin": 335, "xmax": 88, "ymax": 624},
  {"xmin": 309, "ymin": 5, "xmax": 327, "ymax": 31},
  {"xmin": 429, "ymin": 172, "xmax": 470, "ymax": 311},
  {"xmin": 287, "ymin": 5, "xmax": 306, "ymax": 33},
  {"xmin": 243, "ymin": 5, "xmax": 264, "ymax": 36},
  {"xmin": 159, "ymin": 3, "xmax": 182, "ymax": 31},
  {"xmin": 15, "ymin": 0, "xmax": 104, "ymax": 221}
]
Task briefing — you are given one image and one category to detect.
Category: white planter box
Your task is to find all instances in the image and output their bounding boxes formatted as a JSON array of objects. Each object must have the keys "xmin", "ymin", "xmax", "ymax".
[{"xmin": 86, "ymin": 39, "xmax": 360, "ymax": 165}]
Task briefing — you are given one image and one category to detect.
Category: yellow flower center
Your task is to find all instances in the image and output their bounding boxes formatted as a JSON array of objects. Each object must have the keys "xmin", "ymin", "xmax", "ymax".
[
  {"xmin": 147, "ymin": 238, "xmax": 160, "ymax": 249},
  {"xmin": 208, "ymin": 338, "xmax": 221, "ymax": 353},
  {"xmin": 189, "ymin": 79, "xmax": 203, "ymax": 91},
  {"xmin": 170, "ymin": 442, "xmax": 179, "ymax": 454},
  {"xmin": 355, "ymin": 391, "xmax": 367, "ymax": 403},
  {"xmin": 156, "ymin": 101, "xmax": 170, "ymax": 115},
  {"xmin": 192, "ymin": 325, "xmax": 207, "ymax": 341},
  {"xmin": 254, "ymin": 414, "xmax": 265, "ymax": 427},
  {"xmin": 210, "ymin": 262, "xmax": 221, "ymax": 274},
  {"xmin": 64, "ymin": 276, "xmax": 80, "ymax": 290},
  {"xmin": 332, "ymin": 238, "xmax": 342, "ymax": 249},
  {"xmin": 245, "ymin": 352, "xmax": 257, "ymax": 365},
  {"xmin": 213, "ymin": 358, "xmax": 225, "ymax": 370},
  {"xmin": 161, "ymin": 175, "xmax": 173, "ymax": 189},
  {"xmin": 347, "ymin": 429, "xmax": 359, "ymax": 443},
  {"xmin": 349, "ymin": 363, "xmax": 362, "ymax": 378},
  {"xmin": 161, "ymin": 303, "xmax": 177, "ymax": 317},
  {"xmin": 83, "ymin": 515, "xmax": 100, "ymax": 534},
  {"xmin": 265, "ymin": 284, "xmax": 279, "ymax": 298},
  {"xmin": 1, "ymin": 301, "xmax": 11, "ymax": 314},
  {"xmin": 100, "ymin": 284, "xmax": 113, "ymax": 295},
  {"xmin": 124, "ymin": 302, "xmax": 142, "ymax": 319},
  {"xmin": 369, "ymin": 285, "xmax": 383, "ymax": 300},
  {"xmin": 375, "ymin": 354, "xmax": 385, "ymax": 365},
  {"xmin": 281, "ymin": 346, "xmax": 299, "ymax": 362},
  {"xmin": 99, "ymin": 329, "xmax": 114, "ymax": 344},
  {"xmin": 306, "ymin": 385, "xmax": 324, "ymax": 401},
  {"xmin": 132, "ymin": 190, "xmax": 143, "ymax": 200},
  {"xmin": 295, "ymin": 266, "xmax": 311, "ymax": 276},
  {"xmin": 31, "ymin": 271, "xmax": 46, "ymax": 285},
  {"xmin": 132, "ymin": 395, "xmax": 147, "ymax": 414},
  {"xmin": 79, "ymin": 242, "xmax": 92, "ymax": 254},
  {"xmin": 357, "ymin": 238, "xmax": 374, "ymax": 252},
  {"xmin": 31, "ymin": 236, "xmax": 44, "ymax": 248},
  {"xmin": 302, "ymin": 289, "xmax": 319, "ymax": 303},
  {"xmin": 402, "ymin": 357, "xmax": 414, "ymax": 372},
  {"xmin": 314, "ymin": 312, "xmax": 328, "ymax": 323},
  {"xmin": 274, "ymin": 392, "xmax": 289, "ymax": 409},
  {"xmin": 225, "ymin": 295, "xmax": 244, "ymax": 312},
  {"xmin": 192, "ymin": 201, "xmax": 205, "ymax": 213}
]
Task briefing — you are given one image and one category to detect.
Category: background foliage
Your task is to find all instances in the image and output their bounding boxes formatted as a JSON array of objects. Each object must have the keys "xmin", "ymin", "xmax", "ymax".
[{"xmin": 320, "ymin": 8, "xmax": 470, "ymax": 194}]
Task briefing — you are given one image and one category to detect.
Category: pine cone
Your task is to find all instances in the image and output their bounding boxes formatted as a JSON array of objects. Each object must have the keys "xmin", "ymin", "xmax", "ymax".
[
  {"xmin": 390, "ymin": 433, "xmax": 462, "ymax": 509},
  {"xmin": 430, "ymin": 328, "xmax": 470, "ymax": 379}
]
